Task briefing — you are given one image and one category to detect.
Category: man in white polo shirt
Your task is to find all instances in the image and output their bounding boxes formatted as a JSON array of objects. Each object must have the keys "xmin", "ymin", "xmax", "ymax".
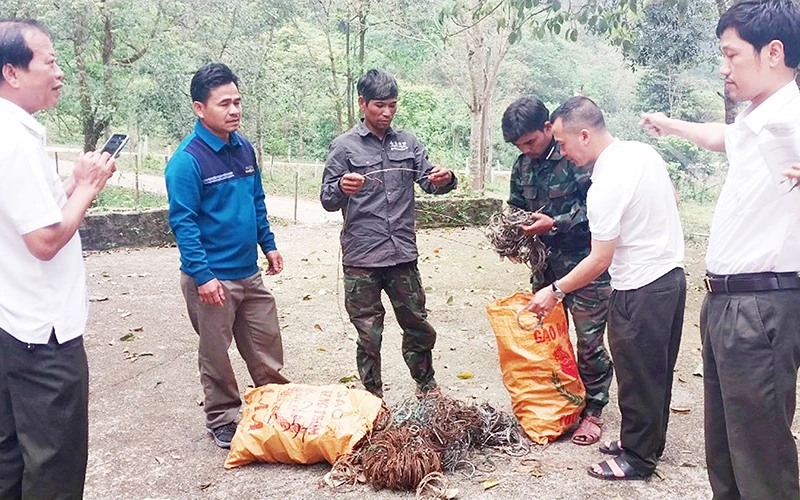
[
  {"xmin": 0, "ymin": 19, "xmax": 116, "ymax": 499},
  {"xmin": 527, "ymin": 96, "xmax": 685, "ymax": 481},
  {"xmin": 640, "ymin": 1, "xmax": 800, "ymax": 497}
]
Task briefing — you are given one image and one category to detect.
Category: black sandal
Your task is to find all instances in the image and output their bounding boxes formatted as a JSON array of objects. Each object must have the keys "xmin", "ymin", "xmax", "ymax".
[
  {"xmin": 599, "ymin": 439, "xmax": 623, "ymax": 455},
  {"xmin": 587, "ymin": 456, "xmax": 649, "ymax": 481}
]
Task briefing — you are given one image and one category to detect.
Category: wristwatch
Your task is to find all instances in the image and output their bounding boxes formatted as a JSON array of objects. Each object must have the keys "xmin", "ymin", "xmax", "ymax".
[{"xmin": 551, "ymin": 281, "xmax": 566, "ymax": 302}]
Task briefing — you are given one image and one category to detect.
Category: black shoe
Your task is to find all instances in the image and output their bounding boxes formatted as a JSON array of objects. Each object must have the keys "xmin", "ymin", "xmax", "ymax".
[{"xmin": 209, "ymin": 422, "xmax": 237, "ymax": 449}]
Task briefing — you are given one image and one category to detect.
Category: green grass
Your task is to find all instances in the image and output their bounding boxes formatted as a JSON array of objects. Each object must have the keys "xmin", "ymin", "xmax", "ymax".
[
  {"xmin": 114, "ymin": 154, "xmax": 169, "ymax": 175},
  {"xmin": 90, "ymin": 185, "xmax": 167, "ymax": 212},
  {"xmin": 679, "ymin": 199, "xmax": 715, "ymax": 245},
  {"xmin": 261, "ymin": 166, "xmax": 322, "ymax": 199}
]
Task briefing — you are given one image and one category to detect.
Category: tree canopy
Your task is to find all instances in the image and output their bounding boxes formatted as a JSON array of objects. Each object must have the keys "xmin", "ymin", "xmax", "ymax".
[{"xmin": 2, "ymin": 0, "xmax": 726, "ymax": 191}]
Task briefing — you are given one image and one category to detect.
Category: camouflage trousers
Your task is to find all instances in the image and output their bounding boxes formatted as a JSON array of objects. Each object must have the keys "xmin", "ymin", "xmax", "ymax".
[
  {"xmin": 536, "ymin": 263, "xmax": 614, "ymax": 416},
  {"xmin": 343, "ymin": 261, "xmax": 437, "ymax": 397}
]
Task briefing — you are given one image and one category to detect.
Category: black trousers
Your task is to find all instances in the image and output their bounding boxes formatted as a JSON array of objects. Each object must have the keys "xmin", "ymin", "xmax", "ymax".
[
  {"xmin": 607, "ymin": 267, "xmax": 686, "ymax": 475},
  {"xmin": 0, "ymin": 328, "xmax": 89, "ymax": 500},
  {"xmin": 702, "ymin": 288, "xmax": 800, "ymax": 500}
]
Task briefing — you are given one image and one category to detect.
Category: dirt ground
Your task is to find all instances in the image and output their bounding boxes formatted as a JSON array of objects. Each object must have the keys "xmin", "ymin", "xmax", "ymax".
[{"xmin": 81, "ymin": 221, "xmax": 738, "ymax": 500}]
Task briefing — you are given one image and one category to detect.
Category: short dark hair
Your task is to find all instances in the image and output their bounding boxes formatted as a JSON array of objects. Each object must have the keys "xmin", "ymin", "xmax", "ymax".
[
  {"xmin": 190, "ymin": 63, "xmax": 239, "ymax": 104},
  {"xmin": 716, "ymin": 0, "xmax": 800, "ymax": 68},
  {"xmin": 501, "ymin": 97, "xmax": 550, "ymax": 143},
  {"xmin": 357, "ymin": 69, "xmax": 398, "ymax": 103},
  {"xmin": 550, "ymin": 96, "xmax": 606, "ymax": 131},
  {"xmin": 0, "ymin": 18, "xmax": 49, "ymax": 84}
]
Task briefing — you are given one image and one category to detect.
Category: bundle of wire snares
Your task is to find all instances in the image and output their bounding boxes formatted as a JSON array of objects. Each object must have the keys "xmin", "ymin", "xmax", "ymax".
[
  {"xmin": 486, "ymin": 207, "xmax": 549, "ymax": 273},
  {"xmin": 328, "ymin": 394, "xmax": 529, "ymax": 493}
]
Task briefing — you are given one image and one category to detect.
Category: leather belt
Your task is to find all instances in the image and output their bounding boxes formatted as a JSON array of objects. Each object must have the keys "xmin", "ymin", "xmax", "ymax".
[{"xmin": 704, "ymin": 272, "xmax": 800, "ymax": 294}]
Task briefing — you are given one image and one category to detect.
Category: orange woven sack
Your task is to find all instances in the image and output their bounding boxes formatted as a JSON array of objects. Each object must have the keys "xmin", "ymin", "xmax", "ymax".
[
  {"xmin": 224, "ymin": 383, "xmax": 383, "ymax": 468},
  {"xmin": 486, "ymin": 292, "xmax": 586, "ymax": 444}
]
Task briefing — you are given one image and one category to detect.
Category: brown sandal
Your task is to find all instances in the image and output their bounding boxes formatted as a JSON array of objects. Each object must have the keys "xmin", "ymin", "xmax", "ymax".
[{"xmin": 571, "ymin": 415, "xmax": 603, "ymax": 445}]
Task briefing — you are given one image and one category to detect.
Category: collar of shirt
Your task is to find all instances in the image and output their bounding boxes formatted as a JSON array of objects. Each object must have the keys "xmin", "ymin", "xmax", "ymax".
[
  {"xmin": 357, "ymin": 119, "xmax": 395, "ymax": 139},
  {"xmin": 739, "ymin": 80, "xmax": 800, "ymax": 135},
  {"xmin": 591, "ymin": 138, "xmax": 620, "ymax": 182},
  {"xmin": 0, "ymin": 96, "xmax": 46, "ymax": 143},
  {"xmin": 193, "ymin": 119, "xmax": 241, "ymax": 152}
]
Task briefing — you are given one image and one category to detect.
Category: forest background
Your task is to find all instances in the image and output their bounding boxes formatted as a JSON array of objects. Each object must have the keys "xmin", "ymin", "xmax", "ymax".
[{"xmin": 1, "ymin": 0, "xmax": 736, "ymax": 205}]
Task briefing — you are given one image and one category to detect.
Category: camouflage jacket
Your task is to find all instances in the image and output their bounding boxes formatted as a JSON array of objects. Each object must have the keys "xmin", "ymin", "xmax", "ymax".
[{"xmin": 508, "ymin": 140, "xmax": 593, "ymax": 283}]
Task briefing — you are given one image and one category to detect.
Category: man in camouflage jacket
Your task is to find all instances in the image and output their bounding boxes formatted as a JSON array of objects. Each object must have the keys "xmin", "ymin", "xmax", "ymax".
[{"xmin": 501, "ymin": 97, "xmax": 613, "ymax": 445}]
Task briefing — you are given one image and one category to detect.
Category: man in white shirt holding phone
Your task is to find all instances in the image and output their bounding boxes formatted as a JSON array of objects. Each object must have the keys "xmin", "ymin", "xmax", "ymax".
[{"xmin": 0, "ymin": 18, "xmax": 116, "ymax": 499}]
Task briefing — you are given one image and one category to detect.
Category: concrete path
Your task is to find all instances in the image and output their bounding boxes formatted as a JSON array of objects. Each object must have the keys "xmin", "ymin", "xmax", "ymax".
[{"xmin": 56, "ymin": 159, "xmax": 341, "ymax": 225}]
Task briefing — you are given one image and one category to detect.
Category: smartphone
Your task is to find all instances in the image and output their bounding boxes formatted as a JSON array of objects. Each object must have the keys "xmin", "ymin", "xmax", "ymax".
[{"xmin": 100, "ymin": 133, "xmax": 130, "ymax": 158}]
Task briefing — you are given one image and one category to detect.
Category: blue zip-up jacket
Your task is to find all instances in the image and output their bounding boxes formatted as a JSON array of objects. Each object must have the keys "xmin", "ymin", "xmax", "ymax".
[{"xmin": 165, "ymin": 120, "xmax": 276, "ymax": 286}]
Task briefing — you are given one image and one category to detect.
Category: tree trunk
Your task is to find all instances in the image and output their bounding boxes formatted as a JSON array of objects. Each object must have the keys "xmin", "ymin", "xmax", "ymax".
[
  {"xmin": 255, "ymin": 100, "xmax": 264, "ymax": 167},
  {"xmin": 464, "ymin": 21, "xmax": 509, "ymax": 190},
  {"xmin": 468, "ymin": 104, "xmax": 488, "ymax": 190},
  {"xmin": 311, "ymin": 7, "xmax": 344, "ymax": 135},
  {"xmin": 100, "ymin": 0, "xmax": 114, "ymax": 143},
  {"xmin": 723, "ymin": 86, "xmax": 736, "ymax": 124},
  {"xmin": 297, "ymin": 111, "xmax": 305, "ymax": 159},
  {"xmin": 74, "ymin": 6, "xmax": 101, "ymax": 150},
  {"xmin": 716, "ymin": 0, "xmax": 736, "ymax": 124},
  {"xmin": 345, "ymin": 22, "xmax": 354, "ymax": 129},
  {"xmin": 358, "ymin": 12, "xmax": 367, "ymax": 77}
]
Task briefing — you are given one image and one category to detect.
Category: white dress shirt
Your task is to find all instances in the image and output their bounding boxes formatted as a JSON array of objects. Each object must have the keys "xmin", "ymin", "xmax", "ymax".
[
  {"xmin": 0, "ymin": 97, "xmax": 88, "ymax": 344},
  {"xmin": 707, "ymin": 80, "xmax": 800, "ymax": 275},
  {"xmin": 588, "ymin": 139, "xmax": 685, "ymax": 290}
]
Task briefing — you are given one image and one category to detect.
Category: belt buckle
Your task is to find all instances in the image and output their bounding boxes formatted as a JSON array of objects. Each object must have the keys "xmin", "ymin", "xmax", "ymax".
[{"xmin": 703, "ymin": 276, "xmax": 713, "ymax": 292}]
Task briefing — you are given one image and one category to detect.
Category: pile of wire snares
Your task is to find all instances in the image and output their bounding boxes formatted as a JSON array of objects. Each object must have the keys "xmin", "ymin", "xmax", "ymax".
[
  {"xmin": 328, "ymin": 394, "xmax": 529, "ymax": 495},
  {"xmin": 485, "ymin": 207, "xmax": 550, "ymax": 273}
]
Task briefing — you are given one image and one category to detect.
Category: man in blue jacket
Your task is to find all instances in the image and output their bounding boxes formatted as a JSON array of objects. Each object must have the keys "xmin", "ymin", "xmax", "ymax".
[{"xmin": 166, "ymin": 63, "xmax": 288, "ymax": 449}]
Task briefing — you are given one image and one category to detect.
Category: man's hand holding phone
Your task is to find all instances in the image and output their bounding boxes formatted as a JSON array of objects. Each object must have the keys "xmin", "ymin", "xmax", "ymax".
[
  {"xmin": 72, "ymin": 150, "xmax": 116, "ymax": 198},
  {"xmin": 100, "ymin": 134, "xmax": 130, "ymax": 158}
]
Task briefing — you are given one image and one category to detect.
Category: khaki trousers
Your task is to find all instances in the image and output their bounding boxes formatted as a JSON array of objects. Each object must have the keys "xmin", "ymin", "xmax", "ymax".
[{"xmin": 181, "ymin": 272, "xmax": 289, "ymax": 429}]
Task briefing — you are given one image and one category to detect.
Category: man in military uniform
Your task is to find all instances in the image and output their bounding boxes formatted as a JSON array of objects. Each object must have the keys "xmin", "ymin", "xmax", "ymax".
[
  {"xmin": 501, "ymin": 96, "xmax": 613, "ymax": 445},
  {"xmin": 321, "ymin": 69, "xmax": 457, "ymax": 398}
]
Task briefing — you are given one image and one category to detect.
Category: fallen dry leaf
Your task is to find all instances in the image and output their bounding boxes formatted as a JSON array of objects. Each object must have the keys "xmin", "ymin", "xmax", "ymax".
[
  {"xmin": 314, "ymin": 324, "xmax": 323, "ymax": 331},
  {"xmin": 119, "ymin": 332, "xmax": 136, "ymax": 342},
  {"xmin": 517, "ymin": 458, "xmax": 543, "ymax": 477},
  {"xmin": 457, "ymin": 372, "xmax": 473, "ymax": 380},
  {"xmin": 670, "ymin": 407, "xmax": 691, "ymax": 414},
  {"xmin": 482, "ymin": 478, "xmax": 500, "ymax": 490}
]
